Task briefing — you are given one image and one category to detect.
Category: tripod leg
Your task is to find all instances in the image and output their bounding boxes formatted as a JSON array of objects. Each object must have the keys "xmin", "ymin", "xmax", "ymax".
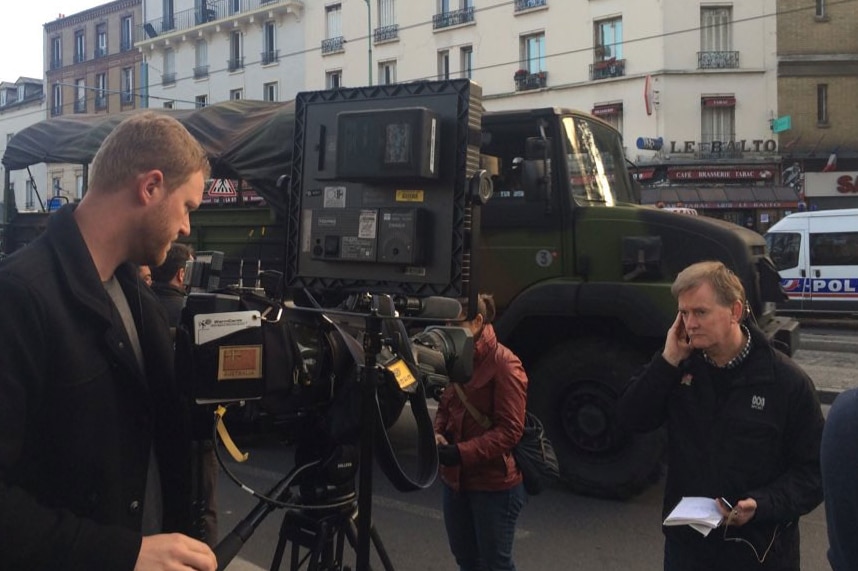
[
  {"xmin": 269, "ymin": 512, "xmax": 292, "ymax": 571},
  {"xmin": 345, "ymin": 518, "xmax": 395, "ymax": 571}
]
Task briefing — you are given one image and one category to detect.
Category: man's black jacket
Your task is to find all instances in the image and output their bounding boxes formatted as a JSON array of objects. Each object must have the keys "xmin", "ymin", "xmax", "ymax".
[{"xmin": 0, "ymin": 206, "xmax": 193, "ymax": 571}]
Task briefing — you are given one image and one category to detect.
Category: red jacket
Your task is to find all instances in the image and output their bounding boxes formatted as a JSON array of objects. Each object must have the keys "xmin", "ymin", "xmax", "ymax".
[{"xmin": 434, "ymin": 324, "xmax": 528, "ymax": 492}]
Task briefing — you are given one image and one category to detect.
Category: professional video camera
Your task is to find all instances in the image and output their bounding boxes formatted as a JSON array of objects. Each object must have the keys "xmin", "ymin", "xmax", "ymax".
[{"xmin": 175, "ymin": 78, "xmax": 491, "ymax": 571}]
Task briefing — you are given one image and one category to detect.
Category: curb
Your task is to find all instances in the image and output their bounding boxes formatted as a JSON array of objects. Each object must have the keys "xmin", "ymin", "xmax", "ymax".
[{"xmin": 799, "ymin": 336, "xmax": 858, "ymax": 354}]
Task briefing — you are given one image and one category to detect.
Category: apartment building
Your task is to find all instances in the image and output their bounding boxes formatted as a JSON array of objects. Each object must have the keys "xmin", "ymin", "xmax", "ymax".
[
  {"xmin": 0, "ymin": 78, "xmax": 47, "ymax": 215},
  {"xmin": 42, "ymin": 0, "xmax": 144, "ymax": 204},
  {"xmin": 137, "ymin": 0, "xmax": 305, "ymax": 109},
  {"xmin": 778, "ymin": 0, "xmax": 858, "ymax": 211}
]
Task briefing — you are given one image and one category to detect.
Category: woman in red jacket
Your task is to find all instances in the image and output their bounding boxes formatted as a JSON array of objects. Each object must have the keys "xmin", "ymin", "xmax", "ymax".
[{"xmin": 434, "ymin": 293, "xmax": 529, "ymax": 571}]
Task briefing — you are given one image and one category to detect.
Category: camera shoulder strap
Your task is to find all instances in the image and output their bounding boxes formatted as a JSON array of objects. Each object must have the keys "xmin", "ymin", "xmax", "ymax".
[{"xmin": 452, "ymin": 383, "xmax": 493, "ymax": 429}]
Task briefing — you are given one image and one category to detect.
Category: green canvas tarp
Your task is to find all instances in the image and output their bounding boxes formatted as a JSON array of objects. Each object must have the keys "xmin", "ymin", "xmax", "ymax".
[{"xmin": 2, "ymin": 99, "xmax": 295, "ymax": 215}]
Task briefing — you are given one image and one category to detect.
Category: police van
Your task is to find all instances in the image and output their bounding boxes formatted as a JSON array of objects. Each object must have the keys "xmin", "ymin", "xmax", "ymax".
[{"xmin": 764, "ymin": 208, "xmax": 858, "ymax": 314}]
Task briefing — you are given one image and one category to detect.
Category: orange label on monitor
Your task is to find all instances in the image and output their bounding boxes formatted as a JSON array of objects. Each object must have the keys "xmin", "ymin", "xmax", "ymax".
[{"xmin": 217, "ymin": 345, "xmax": 263, "ymax": 381}]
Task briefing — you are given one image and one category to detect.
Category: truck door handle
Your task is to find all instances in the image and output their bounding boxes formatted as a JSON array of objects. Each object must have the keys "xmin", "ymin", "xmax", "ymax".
[
  {"xmin": 814, "ymin": 269, "xmax": 821, "ymax": 278},
  {"xmin": 800, "ymin": 269, "xmax": 806, "ymax": 277}
]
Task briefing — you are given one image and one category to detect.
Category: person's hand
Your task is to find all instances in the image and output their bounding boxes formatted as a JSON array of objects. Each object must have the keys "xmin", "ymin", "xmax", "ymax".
[
  {"xmin": 134, "ymin": 533, "xmax": 217, "ymax": 571},
  {"xmin": 437, "ymin": 444, "xmax": 461, "ymax": 466},
  {"xmin": 662, "ymin": 312, "xmax": 692, "ymax": 367},
  {"xmin": 715, "ymin": 497, "xmax": 758, "ymax": 527},
  {"xmin": 435, "ymin": 432, "xmax": 449, "ymax": 446}
]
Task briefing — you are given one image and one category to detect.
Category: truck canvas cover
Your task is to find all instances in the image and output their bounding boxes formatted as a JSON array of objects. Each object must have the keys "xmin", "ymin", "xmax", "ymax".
[{"xmin": 2, "ymin": 99, "xmax": 296, "ymax": 216}]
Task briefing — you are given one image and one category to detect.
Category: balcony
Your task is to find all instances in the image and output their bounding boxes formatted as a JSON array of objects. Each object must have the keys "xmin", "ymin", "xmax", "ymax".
[
  {"xmin": 50, "ymin": 58, "xmax": 63, "ymax": 70},
  {"xmin": 120, "ymin": 39, "xmax": 133, "ymax": 51},
  {"xmin": 138, "ymin": 0, "xmax": 304, "ymax": 43},
  {"xmin": 121, "ymin": 92, "xmax": 134, "ymax": 105},
  {"xmin": 590, "ymin": 58, "xmax": 626, "ymax": 80},
  {"xmin": 374, "ymin": 24, "xmax": 399, "ymax": 43},
  {"xmin": 74, "ymin": 52, "xmax": 86, "ymax": 64},
  {"xmin": 433, "ymin": 7, "xmax": 475, "ymax": 30},
  {"xmin": 321, "ymin": 36, "xmax": 345, "ymax": 55},
  {"xmin": 74, "ymin": 99, "xmax": 87, "ymax": 113},
  {"xmin": 514, "ymin": 70, "xmax": 548, "ymax": 91},
  {"xmin": 698, "ymin": 51, "xmax": 740, "ymax": 69},
  {"xmin": 51, "ymin": 105, "xmax": 62, "ymax": 117},
  {"xmin": 514, "ymin": 0, "xmax": 547, "ymax": 11},
  {"xmin": 227, "ymin": 57, "xmax": 245, "ymax": 72},
  {"xmin": 162, "ymin": 72, "xmax": 177, "ymax": 86},
  {"xmin": 193, "ymin": 65, "xmax": 210, "ymax": 79},
  {"xmin": 94, "ymin": 47, "xmax": 108, "ymax": 58},
  {"xmin": 95, "ymin": 95, "xmax": 108, "ymax": 109},
  {"xmin": 261, "ymin": 49, "xmax": 279, "ymax": 65}
]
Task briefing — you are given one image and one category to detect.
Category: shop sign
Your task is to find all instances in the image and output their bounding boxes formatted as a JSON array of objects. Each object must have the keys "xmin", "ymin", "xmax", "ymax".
[
  {"xmin": 636, "ymin": 137, "xmax": 663, "ymax": 151},
  {"xmin": 668, "ymin": 201, "xmax": 795, "ymax": 209},
  {"xmin": 836, "ymin": 175, "xmax": 858, "ymax": 194},
  {"xmin": 668, "ymin": 167, "xmax": 775, "ymax": 181},
  {"xmin": 631, "ymin": 168, "xmax": 656, "ymax": 181},
  {"xmin": 592, "ymin": 104, "xmax": 622, "ymax": 117},
  {"xmin": 804, "ymin": 172, "xmax": 858, "ymax": 197},
  {"xmin": 668, "ymin": 139, "xmax": 778, "ymax": 154},
  {"xmin": 702, "ymin": 96, "xmax": 736, "ymax": 107}
]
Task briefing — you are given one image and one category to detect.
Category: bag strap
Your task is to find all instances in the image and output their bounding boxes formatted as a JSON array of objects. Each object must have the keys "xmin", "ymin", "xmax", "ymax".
[{"xmin": 452, "ymin": 383, "xmax": 493, "ymax": 430}]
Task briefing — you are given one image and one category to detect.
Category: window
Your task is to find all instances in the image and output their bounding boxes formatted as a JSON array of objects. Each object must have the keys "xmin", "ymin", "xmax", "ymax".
[
  {"xmin": 230, "ymin": 0, "xmax": 241, "ymax": 15},
  {"xmin": 51, "ymin": 37, "xmax": 62, "ymax": 68},
  {"xmin": 326, "ymin": 4, "xmax": 343, "ymax": 39},
  {"xmin": 52, "ymin": 177, "xmax": 62, "ymax": 197},
  {"xmin": 593, "ymin": 103, "xmax": 624, "ymax": 136},
  {"xmin": 75, "ymin": 79, "xmax": 86, "ymax": 113},
  {"xmin": 230, "ymin": 88, "xmax": 243, "ymax": 100},
  {"xmin": 163, "ymin": 0, "xmax": 175, "ymax": 30},
  {"xmin": 263, "ymin": 21, "xmax": 277, "ymax": 64},
  {"xmin": 701, "ymin": 99, "xmax": 735, "ymax": 148},
  {"xmin": 229, "ymin": 31, "xmax": 244, "ymax": 71},
  {"xmin": 438, "ymin": 50, "xmax": 450, "ymax": 80},
  {"xmin": 460, "ymin": 46, "xmax": 473, "ymax": 79},
  {"xmin": 701, "ymin": 7, "xmax": 731, "ymax": 52},
  {"xmin": 164, "ymin": 49, "xmax": 176, "ymax": 85},
  {"xmin": 766, "ymin": 232, "xmax": 801, "ymax": 271},
  {"xmin": 379, "ymin": 60, "xmax": 397, "ymax": 84},
  {"xmin": 810, "ymin": 232, "xmax": 858, "ymax": 266},
  {"xmin": 75, "ymin": 31, "xmax": 86, "ymax": 63},
  {"xmin": 122, "ymin": 67, "xmax": 134, "ymax": 103},
  {"xmin": 52, "ymin": 83, "xmax": 62, "ymax": 115},
  {"xmin": 96, "ymin": 24, "xmax": 107, "ymax": 57},
  {"xmin": 95, "ymin": 73, "xmax": 107, "ymax": 109},
  {"xmin": 263, "ymin": 81, "xmax": 278, "ymax": 102},
  {"xmin": 195, "ymin": 40, "xmax": 209, "ymax": 78},
  {"xmin": 595, "ymin": 17, "xmax": 622, "ymax": 61},
  {"xmin": 521, "ymin": 33, "xmax": 545, "ymax": 73},
  {"xmin": 196, "ymin": 94, "xmax": 208, "ymax": 108},
  {"xmin": 75, "ymin": 174, "xmax": 84, "ymax": 200},
  {"xmin": 326, "ymin": 69, "xmax": 342, "ymax": 88},
  {"xmin": 815, "ymin": 0, "xmax": 826, "ymax": 18},
  {"xmin": 26, "ymin": 179, "xmax": 35, "ymax": 209},
  {"xmin": 378, "ymin": 0, "xmax": 395, "ymax": 27},
  {"xmin": 817, "ymin": 84, "xmax": 828, "ymax": 124},
  {"xmin": 163, "ymin": 100, "xmax": 174, "ymax": 109},
  {"xmin": 121, "ymin": 16, "xmax": 133, "ymax": 51}
]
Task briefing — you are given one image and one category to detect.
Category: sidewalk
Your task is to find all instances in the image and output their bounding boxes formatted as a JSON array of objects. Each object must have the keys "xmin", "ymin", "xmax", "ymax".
[{"xmin": 225, "ymin": 558, "xmax": 267, "ymax": 571}]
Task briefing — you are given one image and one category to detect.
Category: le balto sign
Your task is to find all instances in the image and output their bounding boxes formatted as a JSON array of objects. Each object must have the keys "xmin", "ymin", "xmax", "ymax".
[{"xmin": 636, "ymin": 137, "xmax": 779, "ymax": 154}]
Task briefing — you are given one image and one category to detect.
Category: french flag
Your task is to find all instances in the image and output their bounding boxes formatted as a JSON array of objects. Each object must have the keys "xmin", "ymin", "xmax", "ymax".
[{"xmin": 822, "ymin": 152, "xmax": 838, "ymax": 172}]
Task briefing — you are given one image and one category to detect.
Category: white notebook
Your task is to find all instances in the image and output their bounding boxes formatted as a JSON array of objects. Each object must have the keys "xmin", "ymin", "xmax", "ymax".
[{"xmin": 663, "ymin": 497, "xmax": 724, "ymax": 537}]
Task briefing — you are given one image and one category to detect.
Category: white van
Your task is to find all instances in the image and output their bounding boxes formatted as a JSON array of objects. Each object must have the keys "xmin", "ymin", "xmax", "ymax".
[{"xmin": 764, "ymin": 208, "xmax": 858, "ymax": 314}]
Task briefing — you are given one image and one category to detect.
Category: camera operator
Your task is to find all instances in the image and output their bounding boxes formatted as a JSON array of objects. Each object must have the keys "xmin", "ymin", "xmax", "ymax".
[
  {"xmin": 433, "ymin": 293, "xmax": 528, "ymax": 571},
  {"xmin": 0, "ymin": 112, "xmax": 216, "ymax": 571}
]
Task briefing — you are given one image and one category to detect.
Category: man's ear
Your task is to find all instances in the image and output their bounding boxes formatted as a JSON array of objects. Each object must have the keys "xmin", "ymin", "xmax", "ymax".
[
  {"xmin": 176, "ymin": 266, "xmax": 185, "ymax": 285},
  {"xmin": 137, "ymin": 170, "xmax": 165, "ymax": 204},
  {"xmin": 731, "ymin": 300, "xmax": 744, "ymax": 323}
]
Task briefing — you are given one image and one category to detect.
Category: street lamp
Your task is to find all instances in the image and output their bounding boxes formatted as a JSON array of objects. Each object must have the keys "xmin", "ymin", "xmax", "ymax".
[{"xmin": 364, "ymin": 0, "xmax": 372, "ymax": 85}]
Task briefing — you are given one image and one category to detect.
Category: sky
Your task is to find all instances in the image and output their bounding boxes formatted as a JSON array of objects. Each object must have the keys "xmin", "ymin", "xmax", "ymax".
[{"xmin": 1, "ymin": 2, "xmax": 103, "ymax": 81}]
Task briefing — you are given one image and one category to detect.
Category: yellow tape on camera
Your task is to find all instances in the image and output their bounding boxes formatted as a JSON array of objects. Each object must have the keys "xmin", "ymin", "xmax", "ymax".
[{"xmin": 386, "ymin": 358, "xmax": 417, "ymax": 390}]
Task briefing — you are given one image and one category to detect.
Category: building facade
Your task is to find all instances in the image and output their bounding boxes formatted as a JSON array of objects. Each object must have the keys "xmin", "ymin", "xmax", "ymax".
[
  {"xmin": 42, "ymin": 0, "xmax": 144, "ymax": 205},
  {"xmin": 0, "ymin": 78, "xmax": 47, "ymax": 215},
  {"xmin": 137, "ymin": 0, "xmax": 306, "ymax": 109}
]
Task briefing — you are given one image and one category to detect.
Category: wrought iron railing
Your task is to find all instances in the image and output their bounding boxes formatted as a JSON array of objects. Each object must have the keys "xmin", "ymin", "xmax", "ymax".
[
  {"xmin": 120, "ymin": 39, "xmax": 133, "ymax": 51},
  {"xmin": 589, "ymin": 58, "xmax": 626, "ymax": 80},
  {"xmin": 261, "ymin": 49, "xmax": 279, "ymax": 65},
  {"xmin": 51, "ymin": 105, "xmax": 62, "ymax": 116},
  {"xmin": 514, "ymin": 0, "xmax": 546, "ymax": 11},
  {"xmin": 94, "ymin": 47, "xmax": 108, "ymax": 58},
  {"xmin": 121, "ymin": 92, "xmax": 134, "ymax": 104},
  {"xmin": 193, "ymin": 65, "xmax": 210, "ymax": 79},
  {"xmin": 514, "ymin": 70, "xmax": 548, "ymax": 91},
  {"xmin": 374, "ymin": 24, "xmax": 399, "ymax": 43},
  {"xmin": 74, "ymin": 99, "xmax": 87, "ymax": 113},
  {"xmin": 227, "ymin": 57, "xmax": 245, "ymax": 71},
  {"xmin": 433, "ymin": 7, "xmax": 475, "ymax": 29},
  {"xmin": 321, "ymin": 36, "xmax": 345, "ymax": 54},
  {"xmin": 162, "ymin": 72, "xmax": 177, "ymax": 85},
  {"xmin": 74, "ymin": 52, "xmax": 86, "ymax": 64},
  {"xmin": 697, "ymin": 51, "xmax": 739, "ymax": 69},
  {"xmin": 50, "ymin": 58, "xmax": 63, "ymax": 70},
  {"xmin": 95, "ymin": 95, "xmax": 108, "ymax": 109}
]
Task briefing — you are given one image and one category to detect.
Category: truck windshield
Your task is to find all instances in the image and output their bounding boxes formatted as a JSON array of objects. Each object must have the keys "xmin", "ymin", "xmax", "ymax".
[{"xmin": 561, "ymin": 116, "xmax": 634, "ymax": 206}]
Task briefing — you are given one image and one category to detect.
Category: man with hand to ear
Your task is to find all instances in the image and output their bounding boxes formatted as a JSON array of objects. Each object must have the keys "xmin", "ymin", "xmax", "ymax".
[{"xmin": 618, "ymin": 261, "xmax": 823, "ymax": 571}]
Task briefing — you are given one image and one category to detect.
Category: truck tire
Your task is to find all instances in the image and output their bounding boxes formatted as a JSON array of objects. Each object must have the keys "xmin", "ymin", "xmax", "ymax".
[{"xmin": 527, "ymin": 338, "xmax": 665, "ymax": 499}]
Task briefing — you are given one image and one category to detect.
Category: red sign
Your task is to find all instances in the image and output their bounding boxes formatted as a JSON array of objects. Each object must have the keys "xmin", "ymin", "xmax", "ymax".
[
  {"xmin": 592, "ymin": 104, "xmax": 622, "ymax": 117},
  {"xmin": 667, "ymin": 167, "xmax": 775, "ymax": 181},
  {"xmin": 836, "ymin": 175, "xmax": 858, "ymax": 193},
  {"xmin": 702, "ymin": 96, "xmax": 736, "ymax": 107},
  {"xmin": 632, "ymin": 168, "xmax": 656, "ymax": 181}
]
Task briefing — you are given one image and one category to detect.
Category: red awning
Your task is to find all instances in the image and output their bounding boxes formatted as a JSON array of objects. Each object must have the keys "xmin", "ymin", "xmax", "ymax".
[{"xmin": 641, "ymin": 186, "xmax": 799, "ymax": 209}]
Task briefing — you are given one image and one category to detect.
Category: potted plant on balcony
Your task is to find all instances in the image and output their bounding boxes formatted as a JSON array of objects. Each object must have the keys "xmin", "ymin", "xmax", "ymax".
[{"xmin": 514, "ymin": 68, "xmax": 528, "ymax": 90}]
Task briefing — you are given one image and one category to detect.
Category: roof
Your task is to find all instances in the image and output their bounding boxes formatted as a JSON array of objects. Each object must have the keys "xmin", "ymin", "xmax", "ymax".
[{"xmin": 2, "ymin": 99, "xmax": 296, "ymax": 215}]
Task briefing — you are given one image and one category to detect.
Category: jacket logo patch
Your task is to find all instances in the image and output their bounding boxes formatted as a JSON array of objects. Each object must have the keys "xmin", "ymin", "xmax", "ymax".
[
  {"xmin": 751, "ymin": 395, "xmax": 766, "ymax": 411},
  {"xmin": 680, "ymin": 373, "xmax": 693, "ymax": 386}
]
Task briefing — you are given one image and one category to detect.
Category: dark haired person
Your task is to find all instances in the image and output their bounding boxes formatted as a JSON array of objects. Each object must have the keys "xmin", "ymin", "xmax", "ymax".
[
  {"xmin": 0, "ymin": 112, "xmax": 216, "ymax": 570},
  {"xmin": 618, "ymin": 261, "xmax": 823, "ymax": 571},
  {"xmin": 821, "ymin": 388, "xmax": 858, "ymax": 570},
  {"xmin": 433, "ymin": 293, "xmax": 528, "ymax": 571},
  {"xmin": 151, "ymin": 242, "xmax": 194, "ymax": 327}
]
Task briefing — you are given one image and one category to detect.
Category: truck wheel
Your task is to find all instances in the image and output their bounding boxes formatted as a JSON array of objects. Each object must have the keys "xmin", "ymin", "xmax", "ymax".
[{"xmin": 528, "ymin": 339, "xmax": 665, "ymax": 499}]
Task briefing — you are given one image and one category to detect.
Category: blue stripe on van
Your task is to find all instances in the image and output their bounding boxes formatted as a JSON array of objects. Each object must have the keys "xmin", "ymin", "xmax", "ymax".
[{"xmin": 781, "ymin": 278, "xmax": 858, "ymax": 296}]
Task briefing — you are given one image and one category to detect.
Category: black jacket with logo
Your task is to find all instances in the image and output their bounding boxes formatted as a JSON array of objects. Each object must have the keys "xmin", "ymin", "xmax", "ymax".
[
  {"xmin": 0, "ymin": 206, "xmax": 193, "ymax": 571},
  {"xmin": 618, "ymin": 324, "xmax": 823, "ymax": 569}
]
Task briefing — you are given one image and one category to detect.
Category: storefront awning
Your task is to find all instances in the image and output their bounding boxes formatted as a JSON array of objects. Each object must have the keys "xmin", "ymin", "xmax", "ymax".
[{"xmin": 641, "ymin": 186, "xmax": 799, "ymax": 209}]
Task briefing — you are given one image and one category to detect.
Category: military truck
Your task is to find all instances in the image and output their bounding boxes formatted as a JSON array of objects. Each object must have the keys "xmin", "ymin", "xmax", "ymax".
[{"xmin": 2, "ymin": 80, "xmax": 797, "ymax": 499}]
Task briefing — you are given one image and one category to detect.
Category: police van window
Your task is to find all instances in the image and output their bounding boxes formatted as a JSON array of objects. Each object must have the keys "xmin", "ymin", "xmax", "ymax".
[
  {"xmin": 809, "ymin": 232, "xmax": 858, "ymax": 266},
  {"xmin": 765, "ymin": 232, "xmax": 801, "ymax": 271}
]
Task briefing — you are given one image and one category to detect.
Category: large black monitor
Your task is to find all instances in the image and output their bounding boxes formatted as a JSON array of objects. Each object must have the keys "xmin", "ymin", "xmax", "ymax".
[{"xmin": 285, "ymin": 79, "xmax": 483, "ymax": 299}]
